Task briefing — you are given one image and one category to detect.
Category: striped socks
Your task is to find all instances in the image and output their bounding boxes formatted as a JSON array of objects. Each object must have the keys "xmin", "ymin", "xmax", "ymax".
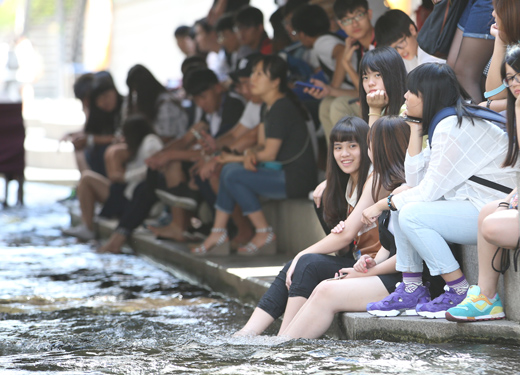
[
  {"xmin": 403, "ymin": 272, "xmax": 423, "ymax": 293},
  {"xmin": 446, "ymin": 275, "xmax": 469, "ymax": 295}
]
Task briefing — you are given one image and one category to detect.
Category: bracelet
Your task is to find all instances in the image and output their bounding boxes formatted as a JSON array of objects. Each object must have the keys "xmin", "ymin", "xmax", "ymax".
[
  {"xmin": 368, "ymin": 113, "xmax": 381, "ymax": 117},
  {"xmin": 498, "ymin": 201, "xmax": 510, "ymax": 208},
  {"xmin": 387, "ymin": 194, "xmax": 397, "ymax": 211},
  {"xmin": 486, "ymin": 99, "xmax": 493, "ymax": 109}
]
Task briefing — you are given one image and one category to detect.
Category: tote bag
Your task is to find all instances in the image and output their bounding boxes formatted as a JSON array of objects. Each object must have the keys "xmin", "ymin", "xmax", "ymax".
[{"xmin": 417, "ymin": 0, "xmax": 468, "ymax": 59}]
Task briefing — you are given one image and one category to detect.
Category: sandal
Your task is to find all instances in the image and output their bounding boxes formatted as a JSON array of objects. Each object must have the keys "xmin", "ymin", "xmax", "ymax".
[
  {"xmin": 191, "ymin": 228, "xmax": 230, "ymax": 256},
  {"xmin": 237, "ymin": 227, "xmax": 276, "ymax": 256}
]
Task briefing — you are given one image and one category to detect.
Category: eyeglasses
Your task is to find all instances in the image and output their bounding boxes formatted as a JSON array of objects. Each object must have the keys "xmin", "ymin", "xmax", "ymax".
[
  {"xmin": 340, "ymin": 12, "xmax": 367, "ymax": 27},
  {"xmin": 503, "ymin": 72, "xmax": 520, "ymax": 87},
  {"xmin": 394, "ymin": 36, "xmax": 408, "ymax": 51}
]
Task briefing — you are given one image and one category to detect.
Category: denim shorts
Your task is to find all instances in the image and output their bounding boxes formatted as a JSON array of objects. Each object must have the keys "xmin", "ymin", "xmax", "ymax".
[{"xmin": 457, "ymin": 0, "xmax": 495, "ymax": 39}]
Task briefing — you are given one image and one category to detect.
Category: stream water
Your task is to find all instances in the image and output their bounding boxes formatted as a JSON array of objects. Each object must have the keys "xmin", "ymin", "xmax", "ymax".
[{"xmin": 1, "ymin": 183, "xmax": 519, "ymax": 374}]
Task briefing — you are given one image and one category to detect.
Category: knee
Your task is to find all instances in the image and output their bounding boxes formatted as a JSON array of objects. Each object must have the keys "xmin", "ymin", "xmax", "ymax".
[
  {"xmin": 481, "ymin": 215, "xmax": 503, "ymax": 244},
  {"xmin": 479, "ymin": 200, "xmax": 499, "ymax": 228},
  {"xmin": 397, "ymin": 203, "xmax": 422, "ymax": 231},
  {"xmin": 295, "ymin": 253, "xmax": 322, "ymax": 272},
  {"xmin": 310, "ymin": 280, "xmax": 336, "ymax": 301}
]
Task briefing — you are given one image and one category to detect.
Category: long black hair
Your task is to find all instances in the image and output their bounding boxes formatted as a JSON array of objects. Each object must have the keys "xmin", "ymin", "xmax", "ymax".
[
  {"xmin": 85, "ymin": 71, "xmax": 122, "ymax": 135},
  {"xmin": 368, "ymin": 116, "xmax": 410, "ymax": 201},
  {"xmin": 406, "ymin": 63, "xmax": 480, "ymax": 137},
  {"xmin": 502, "ymin": 45, "xmax": 520, "ymax": 167},
  {"xmin": 254, "ymin": 54, "xmax": 309, "ymax": 121},
  {"xmin": 126, "ymin": 64, "xmax": 166, "ymax": 122},
  {"xmin": 322, "ymin": 116, "xmax": 370, "ymax": 228},
  {"xmin": 359, "ymin": 47, "xmax": 407, "ymax": 122},
  {"xmin": 122, "ymin": 114, "xmax": 156, "ymax": 161}
]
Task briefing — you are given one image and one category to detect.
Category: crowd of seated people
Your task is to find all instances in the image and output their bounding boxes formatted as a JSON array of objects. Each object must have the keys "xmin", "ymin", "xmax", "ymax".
[{"xmin": 61, "ymin": 0, "xmax": 520, "ymax": 337}]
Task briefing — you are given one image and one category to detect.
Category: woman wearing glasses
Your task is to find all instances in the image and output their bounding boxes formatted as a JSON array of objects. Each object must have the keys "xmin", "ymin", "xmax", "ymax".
[{"xmin": 446, "ymin": 45, "xmax": 520, "ymax": 322}]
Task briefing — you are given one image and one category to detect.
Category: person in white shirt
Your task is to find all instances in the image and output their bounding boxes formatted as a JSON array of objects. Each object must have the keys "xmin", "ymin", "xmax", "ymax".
[
  {"xmin": 194, "ymin": 18, "xmax": 230, "ymax": 82},
  {"xmin": 374, "ymin": 9, "xmax": 445, "ymax": 74},
  {"xmin": 62, "ymin": 115, "xmax": 163, "ymax": 241},
  {"xmin": 361, "ymin": 63, "xmax": 516, "ymax": 320}
]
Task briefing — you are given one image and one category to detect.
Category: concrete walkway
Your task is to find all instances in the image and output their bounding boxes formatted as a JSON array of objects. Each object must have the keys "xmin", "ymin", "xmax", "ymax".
[{"xmin": 73, "ymin": 212, "xmax": 520, "ymax": 346}]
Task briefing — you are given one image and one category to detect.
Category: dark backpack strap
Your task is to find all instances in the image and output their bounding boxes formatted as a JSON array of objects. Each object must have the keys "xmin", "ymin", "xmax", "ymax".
[
  {"xmin": 428, "ymin": 106, "xmax": 506, "ymax": 148},
  {"xmin": 428, "ymin": 106, "xmax": 511, "ymax": 194},
  {"xmin": 468, "ymin": 175, "xmax": 513, "ymax": 194}
]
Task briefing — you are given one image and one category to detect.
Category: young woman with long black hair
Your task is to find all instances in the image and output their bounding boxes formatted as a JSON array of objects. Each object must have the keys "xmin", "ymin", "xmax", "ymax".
[{"xmin": 362, "ymin": 63, "xmax": 516, "ymax": 319}]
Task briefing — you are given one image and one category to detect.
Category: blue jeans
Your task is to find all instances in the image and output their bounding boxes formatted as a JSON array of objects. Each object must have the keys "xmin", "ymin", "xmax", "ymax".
[
  {"xmin": 393, "ymin": 200, "xmax": 479, "ymax": 276},
  {"xmin": 215, "ymin": 163, "xmax": 287, "ymax": 215},
  {"xmin": 457, "ymin": 0, "xmax": 495, "ymax": 40}
]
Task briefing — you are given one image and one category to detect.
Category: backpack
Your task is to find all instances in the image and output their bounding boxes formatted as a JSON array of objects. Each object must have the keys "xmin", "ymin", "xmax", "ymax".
[{"xmin": 427, "ymin": 106, "xmax": 512, "ymax": 194}]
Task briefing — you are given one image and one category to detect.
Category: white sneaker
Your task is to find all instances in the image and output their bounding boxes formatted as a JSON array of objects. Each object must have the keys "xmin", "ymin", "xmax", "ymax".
[
  {"xmin": 62, "ymin": 225, "xmax": 95, "ymax": 241},
  {"xmin": 155, "ymin": 189, "xmax": 197, "ymax": 211}
]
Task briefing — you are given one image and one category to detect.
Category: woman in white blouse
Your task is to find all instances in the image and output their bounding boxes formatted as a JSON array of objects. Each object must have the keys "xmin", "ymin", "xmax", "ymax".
[
  {"xmin": 360, "ymin": 63, "xmax": 517, "ymax": 319},
  {"xmin": 62, "ymin": 115, "xmax": 163, "ymax": 242}
]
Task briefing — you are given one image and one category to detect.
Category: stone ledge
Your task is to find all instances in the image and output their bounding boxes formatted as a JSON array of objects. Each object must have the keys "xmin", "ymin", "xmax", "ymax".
[
  {"xmin": 71, "ymin": 209, "xmax": 520, "ymax": 344},
  {"xmin": 339, "ymin": 313, "xmax": 520, "ymax": 345}
]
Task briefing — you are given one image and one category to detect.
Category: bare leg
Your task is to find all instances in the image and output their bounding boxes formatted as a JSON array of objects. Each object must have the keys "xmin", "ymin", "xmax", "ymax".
[
  {"xmin": 278, "ymin": 296, "xmax": 307, "ymax": 334},
  {"xmin": 98, "ymin": 232, "xmax": 126, "ymax": 254},
  {"xmin": 452, "ymin": 37, "xmax": 494, "ymax": 103},
  {"xmin": 74, "ymin": 149, "xmax": 90, "ymax": 174},
  {"xmin": 231, "ymin": 206, "xmax": 253, "ymax": 247},
  {"xmin": 77, "ymin": 170, "xmax": 110, "ymax": 230},
  {"xmin": 104, "ymin": 143, "xmax": 129, "ymax": 182},
  {"xmin": 479, "ymin": 201, "xmax": 519, "ymax": 298},
  {"xmin": 233, "ymin": 307, "xmax": 275, "ymax": 337},
  {"xmin": 164, "ymin": 160, "xmax": 186, "ymax": 188},
  {"xmin": 281, "ymin": 277, "xmax": 388, "ymax": 339}
]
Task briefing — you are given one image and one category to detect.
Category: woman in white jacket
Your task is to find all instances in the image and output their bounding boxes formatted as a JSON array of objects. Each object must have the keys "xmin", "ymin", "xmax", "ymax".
[
  {"xmin": 63, "ymin": 115, "xmax": 163, "ymax": 241},
  {"xmin": 361, "ymin": 63, "xmax": 517, "ymax": 319}
]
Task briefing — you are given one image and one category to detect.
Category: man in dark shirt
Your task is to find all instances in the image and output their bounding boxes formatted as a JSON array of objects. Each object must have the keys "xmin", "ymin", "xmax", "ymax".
[{"xmin": 98, "ymin": 68, "xmax": 245, "ymax": 252}]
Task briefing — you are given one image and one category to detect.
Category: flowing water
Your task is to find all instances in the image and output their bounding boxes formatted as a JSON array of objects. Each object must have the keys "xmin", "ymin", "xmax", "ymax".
[{"xmin": 1, "ymin": 183, "xmax": 520, "ymax": 374}]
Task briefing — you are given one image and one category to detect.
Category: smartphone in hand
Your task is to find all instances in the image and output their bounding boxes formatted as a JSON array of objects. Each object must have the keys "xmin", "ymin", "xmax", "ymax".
[{"xmin": 402, "ymin": 115, "xmax": 422, "ymax": 123}]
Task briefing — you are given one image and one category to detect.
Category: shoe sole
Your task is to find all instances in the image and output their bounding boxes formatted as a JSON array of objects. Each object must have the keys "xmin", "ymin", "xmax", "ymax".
[
  {"xmin": 155, "ymin": 190, "xmax": 197, "ymax": 211},
  {"xmin": 417, "ymin": 311, "xmax": 447, "ymax": 319},
  {"xmin": 367, "ymin": 309, "xmax": 418, "ymax": 317},
  {"xmin": 445, "ymin": 312, "xmax": 506, "ymax": 322},
  {"xmin": 191, "ymin": 241, "xmax": 230, "ymax": 256}
]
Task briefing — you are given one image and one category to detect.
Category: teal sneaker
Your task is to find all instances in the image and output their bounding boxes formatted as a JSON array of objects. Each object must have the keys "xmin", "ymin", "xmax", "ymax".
[{"xmin": 445, "ymin": 285, "xmax": 506, "ymax": 322}]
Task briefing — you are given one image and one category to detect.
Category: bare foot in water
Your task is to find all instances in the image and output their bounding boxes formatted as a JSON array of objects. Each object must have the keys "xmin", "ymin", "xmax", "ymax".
[
  {"xmin": 147, "ymin": 223, "xmax": 187, "ymax": 242},
  {"xmin": 232, "ymin": 328, "xmax": 258, "ymax": 338},
  {"xmin": 97, "ymin": 232, "xmax": 126, "ymax": 254}
]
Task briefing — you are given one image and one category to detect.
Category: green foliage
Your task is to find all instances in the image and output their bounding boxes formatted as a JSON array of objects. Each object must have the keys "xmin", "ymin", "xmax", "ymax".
[
  {"xmin": 0, "ymin": 0, "xmax": 18, "ymax": 32},
  {"xmin": 29, "ymin": 0, "xmax": 77, "ymax": 25}
]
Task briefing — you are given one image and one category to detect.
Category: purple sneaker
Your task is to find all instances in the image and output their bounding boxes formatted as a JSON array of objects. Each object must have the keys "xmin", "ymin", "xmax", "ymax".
[
  {"xmin": 367, "ymin": 282, "xmax": 431, "ymax": 317},
  {"xmin": 416, "ymin": 285, "xmax": 467, "ymax": 319}
]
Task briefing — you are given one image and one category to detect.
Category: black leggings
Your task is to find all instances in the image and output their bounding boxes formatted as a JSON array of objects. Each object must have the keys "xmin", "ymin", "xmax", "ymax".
[
  {"xmin": 116, "ymin": 169, "xmax": 165, "ymax": 236},
  {"xmin": 257, "ymin": 253, "xmax": 357, "ymax": 320},
  {"xmin": 257, "ymin": 251, "xmax": 402, "ymax": 319}
]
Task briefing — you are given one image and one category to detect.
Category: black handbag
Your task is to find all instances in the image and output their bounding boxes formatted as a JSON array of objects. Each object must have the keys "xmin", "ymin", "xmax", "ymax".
[{"xmin": 417, "ymin": 0, "xmax": 468, "ymax": 59}]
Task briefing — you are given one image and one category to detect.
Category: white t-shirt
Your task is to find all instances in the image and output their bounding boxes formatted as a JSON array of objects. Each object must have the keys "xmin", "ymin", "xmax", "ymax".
[
  {"xmin": 239, "ymin": 101, "xmax": 262, "ymax": 129},
  {"xmin": 124, "ymin": 134, "xmax": 164, "ymax": 199},
  {"xmin": 313, "ymin": 34, "xmax": 343, "ymax": 74},
  {"xmin": 403, "ymin": 46, "xmax": 446, "ymax": 73},
  {"xmin": 206, "ymin": 50, "xmax": 230, "ymax": 82},
  {"xmin": 313, "ymin": 34, "xmax": 356, "ymax": 89}
]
